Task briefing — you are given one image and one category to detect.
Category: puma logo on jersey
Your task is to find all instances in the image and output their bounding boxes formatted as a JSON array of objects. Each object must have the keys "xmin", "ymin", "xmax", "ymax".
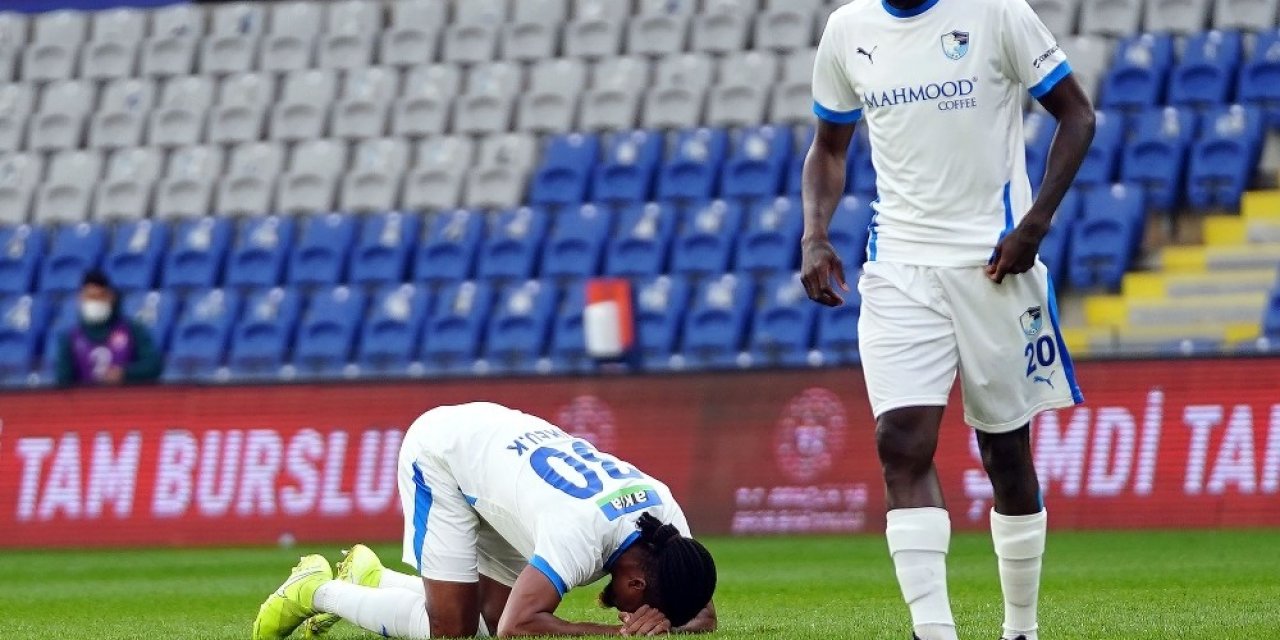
[
  {"xmin": 1033, "ymin": 370, "xmax": 1056, "ymax": 388},
  {"xmin": 856, "ymin": 46, "xmax": 877, "ymax": 64}
]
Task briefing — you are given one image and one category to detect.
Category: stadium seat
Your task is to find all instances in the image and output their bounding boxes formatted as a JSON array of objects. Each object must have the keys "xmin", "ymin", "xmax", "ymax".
[
  {"xmin": 350, "ymin": 211, "xmax": 422, "ymax": 286},
  {"xmin": 29, "ymin": 79, "xmax": 95, "ymax": 152},
  {"xmin": 208, "ymin": 72, "xmax": 276, "ymax": 144},
  {"xmin": 692, "ymin": 1, "xmax": 752, "ymax": 54},
  {"xmin": 23, "ymin": 10, "xmax": 85, "ymax": 82},
  {"xmin": 814, "ymin": 293, "xmax": 862, "ymax": 366},
  {"xmin": 1024, "ymin": 112, "xmax": 1056, "ymax": 192},
  {"xmin": 606, "ymin": 201, "xmax": 680, "ymax": 277},
  {"xmin": 155, "ymin": 145, "xmax": 224, "ymax": 219},
  {"xmin": 443, "ymin": 0, "xmax": 505, "ymax": 63},
  {"xmin": 225, "ymin": 215, "xmax": 297, "ymax": 289},
  {"xmin": 1069, "ymin": 183, "xmax": 1146, "ymax": 289},
  {"xmin": 0, "ymin": 225, "xmax": 44, "ymax": 296},
  {"xmin": 104, "ymin": 219, "xmax": 168, "ymax": 292},
  {"xmin": 830, "ymin": 195, "xmax": 875, "ymax": 270},
  {"xmin": 708, "ymin": 51, "xmax": 778, "ymax": 128},
  {"xmin": 579, "ymin": 55, "xmax": 649, "ymax": 131},
  {"xmin": 754, "ymin": 7, "xmax": 815, "ymax": 52},
  {"xmin": 454, "ymin": 60, "xmax": 522, "ymax": 136},
  {"xmin": 0, "ymin": 294, "xmax": 51, "ymax": 380},
  {"xmin": 141, "ymin": 4, "xmax": 203, "ymax": 77},
  {"xmin": 318, "ymin": 0, "xmax": 383, "ymax": 70},
  {"xmin": 331, "ymin": 67, "xmax": 399, "ymax": 141},
  {"xmin": 33, "ymin": 295, "xmax": 78, "ymax": 384},
  {"xmin": 1263, "ymin": 289, "xmax": 1280, "ymax": 338},
  {"xmin": 466, "ymin": 132, "xmax": 538, "ymax": 210},
  {"xmin": 1214, "ymin": 0, "xmax": 1279, "ymax": 30},
  {"xmin": 94, "ymin": 147, "xmax": 163, "ymax": 221},
  {"xmin": 0, "ymin": 152, "xmax": 43, "ymax": 226},
  {"xmin": 341, "ymin": 137, "xmax": 410, "ymax": 212},
  {"xmin": 671, "ymin": 199, "xmax": 744, "ymax": 276},
  {"xmin": 529, "ymin": 133, "xmax": 601, "ymax": 205},
  {"xmin": 1187, "ymin": 104, "xmax": 1264, "ymax": 210},
  {"xmin": 484, "ymin": 279, "xmax": 558, "ymax": 372},
  {"xmin": 199, "ymin": 2, "xmax": 265, "ymax": 76},
  {"xmin": 40, "ymin": 223, "xmax": 107, "ymax": 294},
  {"xmin": 166, "ymin": 288, "xmax": 241, "ymax": 380},
  {"xmin": 518, "ymin": 58, "xmax": 587, "ymax": 133},
  {"xmin": 356, "ymin": 283, "xmax": 431, "ymax": 375},
  {"xmin": 657, "ymin": 128, "xmax": 729, "ymax": 201},
  {"xmin": 747, "ymin": 272, "xmax": 817, "ymax": 368},
  {"xmin": 162, "ymin": 216, "xmax": 233, "ymax": 290},
  {"xmin": 627, "ymin": 8, "xmax": 690, "ymax": 57},
  {"xmin": 634, "ymin": 274, "xmax": 692, "ymax": 370},
  {"xmin": 847, "ymin": 127, "xmax": 877, "ymax": 196},
  {"xmin": 121, "ymin": 289, "xmax": 179, "ymax": 352},
  {"xmin": 592, "ymin": 130, "xmax": 664, "ymax": 203},
  {"xmin": 287, "ymin": 212, "xmax": 357, "ymax": 287},
  {"xmin": 681, "ymin": 274, "xmax": 756, "ymax": 370},
  {"xmin": 643, "ymin": 53, "xmax": 712, "ymax": 129},
  {"xmin": 545, "ymin": 280, "xmax": 591, "ymax": 373},
  {"xmin": 1080, "ymin": 0, "xmax": 1143, "ymax": 37},
  {"xmin": 478, "ymin": 206, "xmax": 551, "ymax": 281},
  {"xmin": 404, "ymin": 135, "xmax": 473, "ymax": 212},
  {"xmin": 1169, "ymin": 30, "xmax": 1242, "ymax": 107},
  {"xmin": 736, "ymin": 196, "xmax": 804, "ymax": 274},
  {"xmin": 380, "ymin": 0, "xmax": 445, "ymax": 67},
  {"xmin": 292, "ymin": 285, "xmax": 366, "ymax": 377},
  {"xmin": 260, "ymin": 1, "xmax": 322, "ymax": 73},
  {"xmin": 392, "ymin": 63, "xmax": 460, "ymax": 138},
  {"xmin": 501, "ymin": 1, "xmax": 565, "ymax": 61},
  {"xmin": 89, "ymin": 78, "xmax": 155, "ymax": 150},
  {"xmin": 227, "ymin": 286, "xmax": 302, "ymax": 378},
  {"xmin": 270, "ymin": 69, "xmax": 338, "ymax": 142},
  {"xmin": 770, "ymin": 48, "xmax": 817, "ymax": 124},
  {"xmin": 564, "ymin": 3, "xmax": 625, "ymax": 59},
  {"xmin": 35, "ymin": 149, "xmax": 102, "ymax": 226},
  {"xmin": 1144, "ymin": 0, "xmax": 1211, "ymax": 34},
  {"xmin": 1100, "ymin": 34, "xmax": 1174, "ymax": 111},
  {"xmin": 421, "ymin": 280, "xmax": 496, "ymax": 374},
  {"xmin": 1121, "ymin": 106, "xmax": 1197, "ymax": 210},
  {"xmin": 1027, "ymin": 0, "xmax": 1081, "ymax": 36},
  {"xmin": 1076, "ymin": 110, "xmax": 1125, "ymax": 188},
  {"xmin": 1039, "ymin": 188, "xmax": 1081, "ymax": 285},
  {"xmin": 541, "ymin": 203, "xmax": 613, "ymax": 279},
  {"xmin": 0, "ymin": 83, "xmax": 35, "ymax": 153},
  {"xmin": 1237, "ymin": 30, "xmax": 1280, "ymax": 128},
  {"xmin": 217, "ymin": 141, "xmax": 286, "ymax": 216},
  {"xmin": 413, "ymin": 209, "xmax": 485, "ymax": 285},
  {"xmin": 722, "ymin": 125, "xmax": 793, "ymax": 198}
]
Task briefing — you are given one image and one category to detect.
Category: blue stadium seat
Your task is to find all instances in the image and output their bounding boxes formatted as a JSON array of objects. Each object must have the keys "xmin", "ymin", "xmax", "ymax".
[
  {"xmin": 605, "ymin": 201, "xmax": 679, "ymax": 277},
  {"xmin": 350, "ymin": 211, "xmax": 422, "ymax": 285},
  {"xmin": 166, "ymin": 288, "xmax": 241, "ymax": 380},
  {"xmin": 1038, "ymin": 188, "xmax": 1081, "ymax": 285},
  {"xmin": 848, "ymin": 126, "xmax": 876, "ymax": 196},
  {"xmin": 1169, "ymin": 30, "xmax": 1242, "ymax": 107},
  {"xmin": 529, "ymin": 133, "xmax": 601, "ymax": 205},
  {"xmin": 121, "ymin": 289, "xmax": 179, "ymax": 352},
  {"xmin": 38, "ymin": 295, "xmax": 78, "ymax": 383},
  {"xmin": 1263, "ymin": 288, "xmax": 1280, "ymax": 338},
  {"xmin": 681, "ymin": 274, "xmax": 756, "ymax": 370},
  {"xmin": 293, "ymin": 285, "xmax": 366, "ymax": 377},
  {"xmin": 162, "ymin": 217, "xmax": 233, "ymax": 290},
  {"xmin": 0, "ymin": 225, "xmax": 45, "ymax": 296},
  {"xmin": 786, "ymin": 126, "xmax": 814, "ymax": 196},
  {"xmin": 413, "ymin": 209, "xmax": 484, "ymax": 285},
  {"xmin": 815, "ymin": 291, "xmax": 862, "ymax": 366},
  {"xmin": 227, "ymin": 287, "xmax": 302, "ymax": 379},
  {"xmin": 721, "ymin": 125, "xmax": 793, "ymax": 199},
  {"xmin": 748, "ymin": 273, "xmax": 817, "ymax": 368},
  {"xmin": 548, "ymin": 281, "xmax": 593, "ymax": 374},
  {"xmin": 484, "ymin": 279, "xmax": 557, "ymax": 373},
  {"xmin": 1069, "ymin": 184, "xmax": 1146, "ymax": 289},
  {"xmin": 478, "ymin": 205, "xmax": 551, "ymax": 281},
  {"xmin": 1187, "ymin": 105, "xmax": 1264, "ymax": 210},
  {"xmin": 225, "ymin": 215, "xmax": 296, "ymax": 289},
  {"xmin": 40, "ymin": 223, "xmax": 107, "ymax": 294},
  {"xmin": 541, "ymin": 203, "xmax": 613, "ymax": 279},
  {"xmin": 656, "ymin": 128, "xmax": 728, "ymax": 200},
  {"xmin": 670, "ymin": 199, "xmax": 743, "ymax": 276},
  {"xmin": 287, "ymin": 212, "xmax": 357, "ymax": 287},
  {"xmin": 634, "ymin": 275, "xmax": 691, "ymax": 371},
  {"xmin": 1122, "ymin": 106, "xmax": 1197, "ymax": 210},
  {"xmin": 1237, "ymin": 30, "xmax": 1280, "ymax": 128},
  {"xmin": 1076, "ymin": 110, "xmax": 1125, "ymax": 188},
  {"xmin": 1024, "ymin": 112, "xmax": 1056, "ymax": 192},
  {"xmin": 104, "ymin": 219, "xmax": 168, "ymax": 292},
  {"xmin": 421, "ymin": 280, "xmax": 495, "ymax": 373},
  {"xmin": 1101, "ymin": 34, "xmax": 1174, "ymax": 111},
  {"xmin": 830, "ymin": 195, "xmax": 875, "ymax": 270},
  {"xmin": 592, "ymin": 130, "xmax": 664, "ymax": 203},
  {"xmin": 357, "ymin": 283, "xmax": 431, "ymax": 375},
  {"xmin": 736, "ymin": 196, "xmax": 803, "ymax": 274},
  {"xmin": 0, "ymin": 294, "xmax": 51, "ymax": 380}
]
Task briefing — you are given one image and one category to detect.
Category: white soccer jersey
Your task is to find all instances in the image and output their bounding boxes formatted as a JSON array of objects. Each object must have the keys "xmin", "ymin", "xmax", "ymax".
[
  {"xmin": 400, "ymin": 403, "xmax": 690, "ymax": 596},
  {"xmin": 812, "ymin": 0, "xmax": 1072, "ymax": 267}
]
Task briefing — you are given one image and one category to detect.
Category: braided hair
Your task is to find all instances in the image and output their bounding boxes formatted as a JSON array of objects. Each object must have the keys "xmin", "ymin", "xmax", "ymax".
[{"xmin": 634, "ymin": 512, "xmax": 717, "ymax": 628}]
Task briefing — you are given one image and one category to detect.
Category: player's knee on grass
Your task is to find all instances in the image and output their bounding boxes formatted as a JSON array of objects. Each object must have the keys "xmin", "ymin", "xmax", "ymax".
[{"xmin": 425, "ymin": 579, "xmax": 481, "ymax": 638}]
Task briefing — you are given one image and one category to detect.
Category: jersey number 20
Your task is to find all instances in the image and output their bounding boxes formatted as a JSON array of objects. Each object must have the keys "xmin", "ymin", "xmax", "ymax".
[
  {"xmin": 529, "ymin": 441, "xmax": 642, "ymax": 500},
  {"xmin": 1024, "ymin": 335, "xmax": 1057, "ymax": 377}
]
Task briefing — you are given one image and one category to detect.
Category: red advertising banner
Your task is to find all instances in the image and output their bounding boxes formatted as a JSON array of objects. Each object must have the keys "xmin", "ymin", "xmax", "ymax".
[{"xmin": 1, "ymin": 358, "xmax": 1278, "ymax": 548}]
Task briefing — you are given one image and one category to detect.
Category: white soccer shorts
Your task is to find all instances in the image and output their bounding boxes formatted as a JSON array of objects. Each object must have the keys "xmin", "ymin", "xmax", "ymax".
[{"xmin": 857, "ymin": 260, "xmax": 1083, "ymax": 432}]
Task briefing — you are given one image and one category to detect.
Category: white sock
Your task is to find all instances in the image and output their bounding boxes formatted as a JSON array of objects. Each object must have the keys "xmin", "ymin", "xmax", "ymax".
[
  {"xmin": 991, "ymin": 509, "xmax": 1047, "ymax": 640},
  {"xmin": 886, "ymin": 507, "xmax": 958, "ymax": 640},
  {"xmin": 314, "ymin": 581, "xmax": 432, "ymax": 640},
  {"xmin": 379, "ymin": 568, "xmax": 427, "ymax": 595}
]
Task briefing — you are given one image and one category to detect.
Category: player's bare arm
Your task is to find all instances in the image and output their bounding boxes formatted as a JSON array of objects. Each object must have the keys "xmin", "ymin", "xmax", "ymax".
[
  {"xmin": 672, "ymin": 601, "xmax": 717, "ymax": 633},
  {"xmin": 495, "ymin": 566, "xmax": 625, "ymax": 637},
  {"xmin": 800, "ymin": 119, "xmax": 857, "ymax": 307},
  {"xmin": 987, "ymin": 76, "xmax": 1096, "ymax": 284}
]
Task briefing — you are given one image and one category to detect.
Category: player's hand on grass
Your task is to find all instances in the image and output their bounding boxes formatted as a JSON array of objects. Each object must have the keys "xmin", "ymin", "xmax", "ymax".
[
  {"xmin": 619, "ymin": 605, "xmax": 671, "ymax": 636},
  {"xmin": 986, "ymin": 216, "xmax": 1050, "ymax": 284},
  {"xmin": 801, "ymin": 238, "xmax": 848, "ymax": 307}
]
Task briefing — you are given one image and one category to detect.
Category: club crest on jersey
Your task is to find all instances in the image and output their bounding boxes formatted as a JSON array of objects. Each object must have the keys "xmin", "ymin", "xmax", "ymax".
[
  {"xmin": 941, "ymin": 30, "xmax": 970, "ymax": 60},
  {"xmin": 1019, "ymin": 306, "xmax": 1044, "ymax": 338}
]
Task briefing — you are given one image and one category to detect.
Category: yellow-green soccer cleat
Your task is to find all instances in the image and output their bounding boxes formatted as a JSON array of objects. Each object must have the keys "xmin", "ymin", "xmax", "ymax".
[
  {"xmin": 252, "ymin": 554, "xmax": 333, "ymax": 640},
  {"xmin": 301, "ymin": 545, "xmax": 385, "ymax": 638}
]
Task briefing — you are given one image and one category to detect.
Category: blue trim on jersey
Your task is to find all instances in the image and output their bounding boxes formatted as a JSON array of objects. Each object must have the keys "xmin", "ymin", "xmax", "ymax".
[
  {"xmin": 530, "ymin": 555, "xmax": 568, "ymax": 597},
  {"xmin": 462, "ymin": 493, "xmax": 478, "ymax": 506},
  {"xmin": 813, "ymin": 101, "xmax": 863, "ymax": 124},
  {"xmin": 1045, "ymin": 273, "xmax": 1085, "ymax": 404},
  {"xmin": 866, "ymin": 198, "xmax": 881, "ymax": 262},
  {"xmin": 411, "ymin": 464, "xmax": 433, "ymax": 573},
  {"xmin": 989, "ymin": 182, "xmax": 1015, "ymax": 264},
  {"xmin": 882, "ymin": 0, "xmax": 942, "ymax": 18},
  {"xmin": 1029, "ymin": 61, "xmax": 1073, "ymax": 99},
  {"xmin": 605, "ymin": 531, "xmax": 642, "ymax": 570}
]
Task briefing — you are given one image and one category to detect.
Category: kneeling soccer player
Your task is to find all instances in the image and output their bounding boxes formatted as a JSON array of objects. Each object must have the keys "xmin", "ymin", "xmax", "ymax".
[{"xmin": 253, "ymin": 402, "xmax": 718, "ymax": 638}]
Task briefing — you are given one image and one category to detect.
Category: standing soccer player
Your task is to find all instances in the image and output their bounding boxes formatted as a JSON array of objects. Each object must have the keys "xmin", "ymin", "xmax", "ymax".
[{"xmin": 800, "ymin": 1, "xmax": 1095, "ymax": 639}]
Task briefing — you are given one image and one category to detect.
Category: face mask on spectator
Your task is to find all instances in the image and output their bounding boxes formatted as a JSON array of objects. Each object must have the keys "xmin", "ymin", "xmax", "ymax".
[{"xmin": 81, "ymin": 300, "xmax": 111, "ymax": 324}]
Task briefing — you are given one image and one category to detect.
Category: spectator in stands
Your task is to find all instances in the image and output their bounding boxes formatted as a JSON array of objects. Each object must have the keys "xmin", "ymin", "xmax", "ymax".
[{"xmin": 55, "ymin": 269, "xmax": 161, "ymax": 386}]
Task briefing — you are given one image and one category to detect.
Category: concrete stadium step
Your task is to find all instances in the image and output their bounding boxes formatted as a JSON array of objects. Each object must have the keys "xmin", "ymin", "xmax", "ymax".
[
  {"xmin": 1203, "ymin": 215, "xmax": 1280, "ymax": 245},
  {"xmin": 1160, "ymin": 242, "xmax": 1280, "ymax": 272},
  {"xmin": 1084, "ymin": 292, "xmax": 1268, "ymax": 328},
  {"xmin": 1121, "ymin": 269, "xmax": 1277, "ymax": 299},
  {"xmin": 1083, "ymin": 323, "xmax": 1262, "ymax": 355}
]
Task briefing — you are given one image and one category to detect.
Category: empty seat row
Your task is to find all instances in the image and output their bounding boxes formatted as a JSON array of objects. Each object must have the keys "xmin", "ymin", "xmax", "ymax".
[{"xmin": 1030, "ymin": 0, "xmax": 1279, "ymax": 38}]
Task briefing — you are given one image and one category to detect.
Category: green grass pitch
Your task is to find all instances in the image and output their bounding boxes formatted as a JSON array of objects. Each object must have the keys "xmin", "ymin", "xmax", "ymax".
[{"xmin": 5, "ymin": 530, "xmax": 1278, "ymax": 639}]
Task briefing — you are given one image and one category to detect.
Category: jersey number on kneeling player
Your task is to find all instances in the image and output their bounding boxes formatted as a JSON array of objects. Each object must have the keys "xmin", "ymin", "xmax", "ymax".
[{"xmin": 530, "ymin": 441, "xmax": 642, "ymax": 499}]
